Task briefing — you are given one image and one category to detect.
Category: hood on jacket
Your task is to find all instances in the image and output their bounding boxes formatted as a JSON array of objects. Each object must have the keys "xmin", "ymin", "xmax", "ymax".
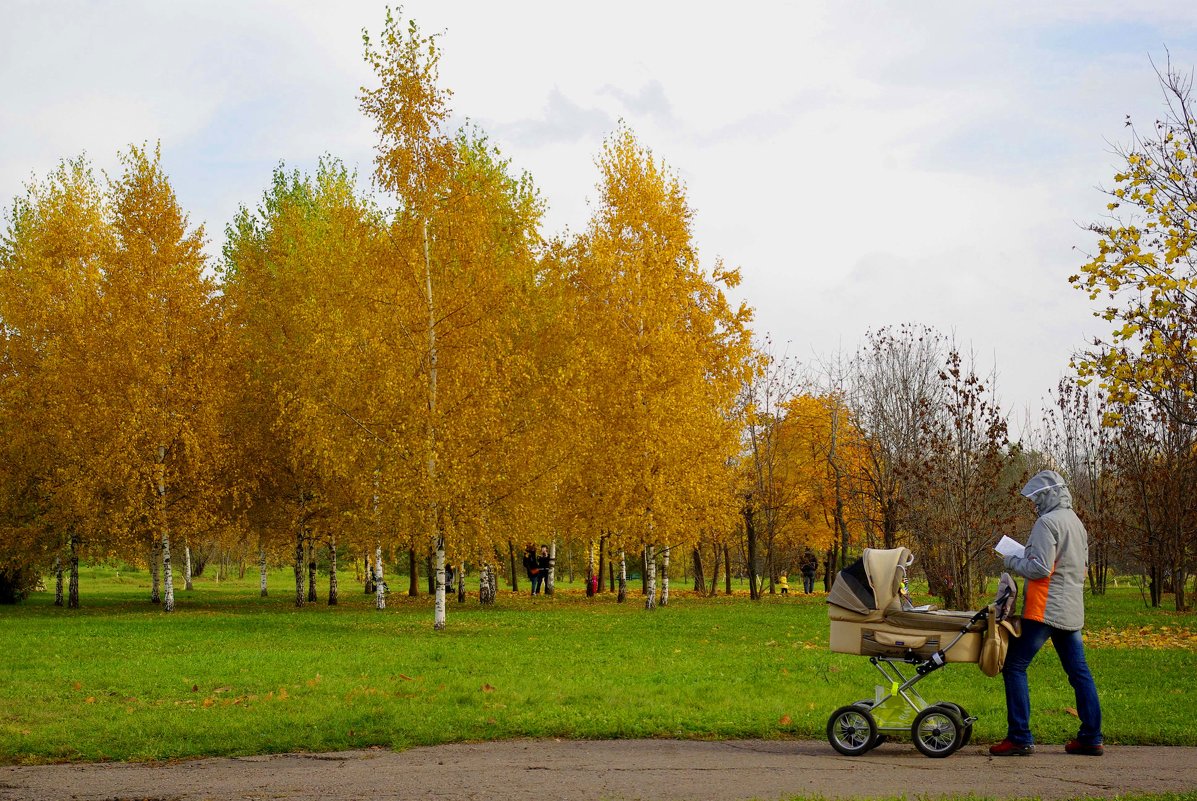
[{"xmin": 1021, "ymin": 469, "xmax": 1073, "ymax": 515}]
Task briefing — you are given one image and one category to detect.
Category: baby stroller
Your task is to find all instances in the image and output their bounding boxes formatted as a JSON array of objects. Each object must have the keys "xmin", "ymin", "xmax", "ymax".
[{"xmin": 825, "ymin": 547, "xmax": 1016, "ymax": 758}]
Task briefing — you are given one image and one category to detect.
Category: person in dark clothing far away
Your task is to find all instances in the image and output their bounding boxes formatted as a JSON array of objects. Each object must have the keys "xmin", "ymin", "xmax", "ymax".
[{"xmin": 800, "ymin": 549, "xmax": 818, "ymax": 594}]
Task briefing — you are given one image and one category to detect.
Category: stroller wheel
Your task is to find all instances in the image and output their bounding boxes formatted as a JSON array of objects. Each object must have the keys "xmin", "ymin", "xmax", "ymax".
[
  {"xmin": 912, "ymin": 705, "xmax": 964, "ymax": 758},
  {"xmin": 850, "ymin": 702, "xmax": 887, "ymax": 751},
  {"xmin": 934, "ymin": 702, "xmax": 973, "ymax": 747},
  {"xmin": 827, "ymin": 704, "xmax": 878, "ymax": 756}
]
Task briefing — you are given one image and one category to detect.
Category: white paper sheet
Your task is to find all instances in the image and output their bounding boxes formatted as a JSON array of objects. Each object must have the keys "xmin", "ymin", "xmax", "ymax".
[{"xmin": 995, "ymin": 535, "xmax": 1025, "ymax": 559}]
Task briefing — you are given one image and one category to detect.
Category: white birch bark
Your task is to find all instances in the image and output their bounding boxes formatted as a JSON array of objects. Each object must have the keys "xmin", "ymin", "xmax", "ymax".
[
  {"xmin": 479, "ymin": 564, "xmax": 494, "ymax": 604},
  {"xmin": 328, "ymin": 536, "xmax": 338, "ymax": 605},
  {"xmin": 661, "ymin": 544, "xmax": 670, "ymax": 607},
  {"xmin": 586, "ymin": 540, "xmax": 596, "ymax": 596},
  {"xmin": 373, "ymin": 543, "xmax": 386, "ymax": 610},
  {"xmin": 422, "ymin": 218, "xmax": 443, "ymax": 630},
  {"xmin": 259, "ymin": 545, "xmax": 268, "ymax": 597},
  {"xmin": 54, "ymin": 557, "xmax": 63, "ymax": 606},
  {"xmin": 546, "ymin": 540, "xmax": 556, "ymax": 596},
  {"xmin": 618, "ymin": 550, "xmax": 627, "ymax": 603},
  {"xmin": 184, "ymin": 545, "xmax": 193, "ymax": 591},
  {"xmin": 644, "ymin": 543, "xmax": 657, "ymax": 611},
  {"xmin": 433, "ymin": 536, "xmax": 446, "ymax": 630}
]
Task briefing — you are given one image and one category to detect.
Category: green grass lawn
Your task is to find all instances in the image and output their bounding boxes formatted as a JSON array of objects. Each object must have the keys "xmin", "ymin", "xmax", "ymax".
[{"xmin": 1, "ymin": 566, "xmax": 1195, "ymax": 764}]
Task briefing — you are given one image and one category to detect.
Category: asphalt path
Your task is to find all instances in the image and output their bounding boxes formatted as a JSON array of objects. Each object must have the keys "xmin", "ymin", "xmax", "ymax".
[{"xmin": 3, "ymin": 739, "xmax": 1196, "ymax": 801}]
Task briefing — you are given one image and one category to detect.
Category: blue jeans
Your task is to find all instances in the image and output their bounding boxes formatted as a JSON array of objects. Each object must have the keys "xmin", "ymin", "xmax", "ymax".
[
  {"xmin": 1002, "ymin": 619, "xmax": 1103, "ymax": 746},
  {"xmin": 531, "ymin": 572, "xmax": 545, "ymax": 594}
]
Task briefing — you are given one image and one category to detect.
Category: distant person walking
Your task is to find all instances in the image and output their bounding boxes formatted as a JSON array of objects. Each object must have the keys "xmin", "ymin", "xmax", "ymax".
[
  {"xmin": 522, "ymin": 544, "xmax": 538, "ymax": 595},
  {"xmin": 800, "ymin": 549, "xmax": 818, "ymax": 594},
  {"xmin": 989, "ymin": 469, "xmax": 1104, "ymax": 758},
  {"xmin": 532, "ymin": 545, "xmax": 550, "ymax": 595}
]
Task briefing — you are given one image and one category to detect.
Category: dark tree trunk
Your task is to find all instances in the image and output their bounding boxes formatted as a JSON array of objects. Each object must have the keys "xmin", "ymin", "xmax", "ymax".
[
  {"xmin": 597, "ymin": 533, "xmax": 607, "ymax": 594},
  {"xmin": 150, "ymin": 541, "xmax": 161, "ymax": 604},
  {"xmin": 408, "ymin": 548, "xmax": 418, "ymax": 597},
  {"xmin": 507, "ymin": 540, "xmax": 518, "ymax": 592},
  {"xmin": 692, "ymin": 547, "xmax": 706, "ymax": 593},
  {"xmin": 54, "ymin": 557, "xmax": 63, "ymax": 607},
  {"xmin": 427, "ymin": 552, "xmax": 435, "ymax": 595},
  {"xmin": 67, "ymin": 534, "xmax": 80, "ymax": 609},
  {"xmin": 708, "ymin": 543, "xmax": 720, "ymax": 597},
  {"xmin": 745, "ymin": 500, "xmax": 759, "ymax": 600},
  {"xmin": 294, "ymin": 528, "xmax": 305, "ymax": 607},
  {"xmin": 723, "ymin": 544, "xmax": 732, "ymax": 594},
  {"xmin": 364, "ymin": 555, "xmax": 374, "ymax": 595}
]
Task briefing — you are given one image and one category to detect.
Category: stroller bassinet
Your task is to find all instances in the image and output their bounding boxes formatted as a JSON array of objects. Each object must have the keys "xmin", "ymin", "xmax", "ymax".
[{"xmin": 828, "ymin": 547, "xmax": 983, "ymax": 662}]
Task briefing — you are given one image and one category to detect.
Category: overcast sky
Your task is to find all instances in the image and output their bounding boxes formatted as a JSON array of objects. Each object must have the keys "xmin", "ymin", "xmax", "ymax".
[{"xmin": 3, "ymin": 1, "xmax": 1197, "ymax": 426}]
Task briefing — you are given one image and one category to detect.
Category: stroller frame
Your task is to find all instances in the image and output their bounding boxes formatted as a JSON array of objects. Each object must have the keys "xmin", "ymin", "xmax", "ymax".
[{"xmin": 828, "ymin": 545, "xmax": 995, "ymax": 761}]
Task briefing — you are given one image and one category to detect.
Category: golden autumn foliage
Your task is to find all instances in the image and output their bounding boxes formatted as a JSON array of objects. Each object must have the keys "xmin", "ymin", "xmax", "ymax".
[
  {"xmin": 772, "ymin": 394, "xmax": 873, "ymax": 555},
  {"xmin": 0, "ymin": 147, "xmax": 229, "ymax": 608},
  {"xmin": 1, "ymin": 12, "xmax": 761, "ymax": 620},
  {"xmin": 1073, "ymin": 67, "xmax": 1197, "ymax": 427},
  {"xmin": 555, "ymin": 127, "xmax": 754, "ymax": 576}
]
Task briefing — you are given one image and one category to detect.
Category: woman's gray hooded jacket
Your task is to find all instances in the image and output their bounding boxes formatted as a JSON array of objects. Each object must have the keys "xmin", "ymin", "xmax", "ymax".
[{"xmin": 1002, "ymin": 470, "xmax": 1090, "ymax": 631}]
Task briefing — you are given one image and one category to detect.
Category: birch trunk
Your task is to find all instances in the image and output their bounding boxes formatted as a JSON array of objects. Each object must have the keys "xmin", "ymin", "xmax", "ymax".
[
  {"xmin": 161, "ymin": 534, "xmax": 174, "ymax": 612},
  {"xmin": 661, "ymin": 545, "xmax": 670, "ymax": 607},
  {"xmin": 373, "ymin": 544, "xmax": 386, "ymax": 610},
  {"xmin": 421, "ymin": 217, "xmax": 443, "ymax": 629},
  {"xmin": 150, "ymin": 541, "xmax": 161, "ymax": 604},
  {"xmin": 433, "ymin": 536, "xmax": 446, "ymax": 631},
  {"xmin": 259, "ymin": 546, "xmax": 268, "ymax": 597},
  {"xmin": 456, "ymin": 563, "xmax": 465, "ymax": 602},
  {"xmin": 644, "ymin": 543, "xmax": 657, "ymax": 610},
  {"xmin": 184, "ymin": 545, "xmax": 193, "ymax": 591},
  {"xmin": 546, "ymin": 541, "xmax": 556, "ymax": 596},
  {"xmin": 328, "ymin": 536, "xmax": 338, "ymax": 605},
  {"xmin": 364, "ymin": 555, "xmax": 374, "ymax": 594},
  {"xmin": 617, "ymin": 551, "xmax": 627, "ymax": 603},
  {"xmin": 306, "ymin": 535, "xmax": 317, "ymax": 603},
  {"xmin": 293, "ymin": 527, "xmax": 305, "ymax": 607},
  {"xmin": 54, "ymin": 557, "xmax": 63, "ymax": 607},
  {"xmin": 479, "ymin": 564, "xmax": 495, "ymax": 604},
  {"xmin": 67, "ymin": 534, "xmax": 79, "ymax": 609}
]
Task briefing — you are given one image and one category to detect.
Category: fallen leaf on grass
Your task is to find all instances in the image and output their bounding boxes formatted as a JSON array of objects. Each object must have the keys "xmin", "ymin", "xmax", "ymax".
[
  {"xmin": 85, "ymin": 697, "xmax": 95, "ymax": 704},
  {"xmin": 779, "ymin": 715, "xmax": 792, "ymax": 726},
  {"xmin": 202, "ymin": 698, "xmax": 214, "ymax": 708},
  {"xmin": 398, "ymin": 674, "xmax": 414, "ymax": 681},
  {"xmin": 1065, "ymin": 707, "xmax": 1078, "ymax": 717},
  {"xmin": 481, "ymin": 684, "xmax": 495, "ymax": 693},
  {"xmin": 72, "ymin": 682, "xmax": 82, "ymax": 691}
]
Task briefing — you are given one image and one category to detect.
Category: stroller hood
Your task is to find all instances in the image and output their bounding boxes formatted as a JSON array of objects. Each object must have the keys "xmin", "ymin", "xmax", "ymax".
[{"xmin": 827, "ymin": 547, "xmax": 913, "ymax": 615}]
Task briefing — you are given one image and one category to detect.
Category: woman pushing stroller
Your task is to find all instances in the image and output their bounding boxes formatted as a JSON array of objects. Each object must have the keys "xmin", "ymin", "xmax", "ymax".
[{"xmin": 990, "ymin": 469, "xmax": 1104, "ymax": 757}]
